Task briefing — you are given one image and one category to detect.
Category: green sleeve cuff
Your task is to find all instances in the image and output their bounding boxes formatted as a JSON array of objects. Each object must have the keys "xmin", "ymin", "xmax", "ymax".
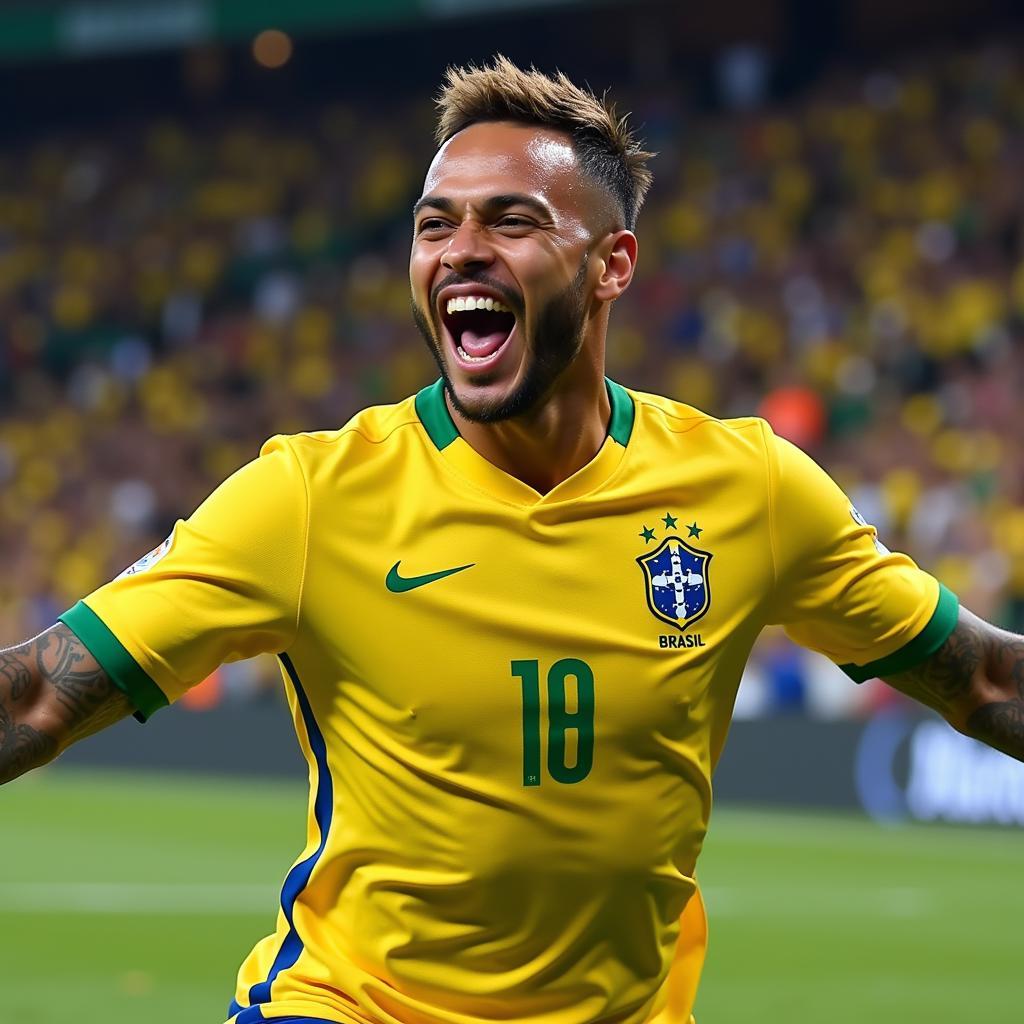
[
  {"xmin": 58, "ymin": 601, "xmax": 170, "ymax": 722},
  {"xmin": 840, "ymin": 583, "xmax": 960, "ymax": 684}
]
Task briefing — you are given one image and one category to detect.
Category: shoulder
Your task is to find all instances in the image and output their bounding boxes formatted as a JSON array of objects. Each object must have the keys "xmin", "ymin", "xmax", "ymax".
[
  {"xmin": 625, "ymin": 385, "xmax": 772, "ymax": 461},
  {"xmin": 258, "ymin": 393, "xmax": 424, "ymax": 469},
  {"xmin": 626, "ymin": 389, "xmax": 843, "ymax": 510}
]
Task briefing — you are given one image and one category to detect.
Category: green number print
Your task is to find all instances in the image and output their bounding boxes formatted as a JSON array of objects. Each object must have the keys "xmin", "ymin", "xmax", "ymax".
[
  {"xmin": 510, "ymin": 658, "xmax": 595, "ymax": 786},
  {"xmin": 511, "ymin": 659, "xmax": 543, "ymax": 786}
]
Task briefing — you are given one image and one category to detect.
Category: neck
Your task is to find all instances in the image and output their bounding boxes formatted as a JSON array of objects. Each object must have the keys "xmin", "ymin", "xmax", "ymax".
[{"xmin": 446, "ymin": 358, "xmax": 610, "ymax": 495}]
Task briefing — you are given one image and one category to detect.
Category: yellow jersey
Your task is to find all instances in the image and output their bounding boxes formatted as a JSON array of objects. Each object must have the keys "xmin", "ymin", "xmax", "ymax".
[{"xmin": 60, "ymin": 379, "xmax": 958, "ymax": 1024}]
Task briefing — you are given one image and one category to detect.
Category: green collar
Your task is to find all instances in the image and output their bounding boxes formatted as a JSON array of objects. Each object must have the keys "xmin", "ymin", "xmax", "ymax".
[{"xmin": 414, "ymin": 377, "xmax": 635, "ymax": 452}]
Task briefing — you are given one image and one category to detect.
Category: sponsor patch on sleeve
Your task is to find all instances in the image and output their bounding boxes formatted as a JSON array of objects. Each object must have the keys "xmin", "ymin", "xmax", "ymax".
[
  {"xmin": 850, "ymin": 504, "xmax": 890, "ymax": 556},
  {"xmin": 116, "ymin": 527, "xmax": 176, "ymax": 580}
]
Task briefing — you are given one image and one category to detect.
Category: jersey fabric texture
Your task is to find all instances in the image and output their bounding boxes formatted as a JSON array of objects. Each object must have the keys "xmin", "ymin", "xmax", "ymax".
[{"xmin": 60, "ymin": 380, "xmax": 958, "ymax": 1024}]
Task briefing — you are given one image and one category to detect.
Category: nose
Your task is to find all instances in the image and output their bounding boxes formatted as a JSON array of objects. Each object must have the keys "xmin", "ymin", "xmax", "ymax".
[{"xmin": 441, "ymin": 220, "xmax": 495, "ymax": 275}]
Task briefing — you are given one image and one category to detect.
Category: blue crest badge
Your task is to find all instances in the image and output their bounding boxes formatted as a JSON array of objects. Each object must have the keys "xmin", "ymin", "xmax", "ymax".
[{"xmin": 637, "ymin": 536, "xmax": 712, "ymax": 631}]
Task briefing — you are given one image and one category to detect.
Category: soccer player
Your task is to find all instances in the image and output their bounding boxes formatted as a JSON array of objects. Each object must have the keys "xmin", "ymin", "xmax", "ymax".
[{"xmin": 2, "ymin": 56, "xmax": 1023, "ymax": 1024}]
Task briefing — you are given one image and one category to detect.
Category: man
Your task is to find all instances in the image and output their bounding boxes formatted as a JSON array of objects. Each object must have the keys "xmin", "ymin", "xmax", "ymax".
[{"xmin": 2, "ymin": 56, "xmax": 1022, "ymax": 1024}]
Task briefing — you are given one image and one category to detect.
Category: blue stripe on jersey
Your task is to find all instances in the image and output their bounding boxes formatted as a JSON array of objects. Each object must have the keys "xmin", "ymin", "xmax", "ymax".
[
  {"xmin": 241, "ymin": 653, "xmax": 334, "ymax": 1011},
  {"xmin": 231, "ymin": 1008, "xmax": 338, "ymax": 1023},
  {"xmin": 234, "ymin": 1015, "xmax": 336, "ymax": 1024},
  {"xmin": 230, "ymin": 1004, "xmax": 265, "ymax": 1022},
  {"xmin": 227, "ymin": 997, "xmax": 252, "ymax": 1018}
]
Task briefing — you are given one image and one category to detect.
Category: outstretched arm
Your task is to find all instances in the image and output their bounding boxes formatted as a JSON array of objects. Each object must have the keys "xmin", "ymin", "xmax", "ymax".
[
  {"xmin": 0, "ymin": 624, "xmax": 133, "ymax": 784},
  {"xmin": 883, "ymin": 606, "xmax": 1024, "ymax": 761}
]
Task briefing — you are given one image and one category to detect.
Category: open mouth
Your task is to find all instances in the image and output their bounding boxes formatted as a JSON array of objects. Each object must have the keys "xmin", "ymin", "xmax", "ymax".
[{"xmin": 441, "ymin": 296, "xmax": 518, "ymax": 369}]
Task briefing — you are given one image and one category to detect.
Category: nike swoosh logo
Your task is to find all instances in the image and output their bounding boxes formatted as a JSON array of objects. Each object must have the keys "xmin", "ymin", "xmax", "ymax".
[{"xmin": 386, "ymin": 560, "xmax": 475, "ymax": 593}]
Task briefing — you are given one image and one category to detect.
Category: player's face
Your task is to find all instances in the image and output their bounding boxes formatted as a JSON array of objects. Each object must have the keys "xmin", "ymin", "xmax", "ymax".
[{"xmin": 410, "ymin": 121, "xmax": 607, "ymax": 422}]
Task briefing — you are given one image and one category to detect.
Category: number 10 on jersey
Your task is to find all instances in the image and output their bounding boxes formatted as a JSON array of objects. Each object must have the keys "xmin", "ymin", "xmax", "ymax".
[{"xmin": 511, "ymin": 658, "xmax": 595, "ymax": 786}]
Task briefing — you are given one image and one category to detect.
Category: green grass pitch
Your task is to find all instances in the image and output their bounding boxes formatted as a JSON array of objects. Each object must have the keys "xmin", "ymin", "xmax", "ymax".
[{"xmin": 2, "ymin": 769, "xmax": 1021, "ymax": 1022}]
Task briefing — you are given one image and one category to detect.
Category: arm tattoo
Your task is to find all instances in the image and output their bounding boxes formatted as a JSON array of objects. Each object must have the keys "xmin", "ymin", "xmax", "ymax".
[
  {"xmin": 0, "ymin": 700, "xmax": 56, "ymax": 783},
  {"xmin": 962, "ymin": 629, "xmax": 1024, "ymax": 761},
  {"xmin": 0, "ymin": 624, "xmax": 133, "ymax": 784},
  {"xmin": 0, "ymin": 650, "xmax": 32, "ymax": 701},
  {"xmin": 36, "ymin": 626, "xmax": 117, "ymax": 723},
  {"xmin": 885, "ymin": 609, "xmax": 1024, "ymax": 763},
  {"xmin": 884, "ymin": 612, "xmax": 984, "ymax": 719}
]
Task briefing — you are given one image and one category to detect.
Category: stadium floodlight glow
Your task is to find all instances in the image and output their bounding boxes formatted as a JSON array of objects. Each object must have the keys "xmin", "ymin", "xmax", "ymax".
[{"xmin": 252, "ymin": 28, "xmax": 292, "ymax": 69}]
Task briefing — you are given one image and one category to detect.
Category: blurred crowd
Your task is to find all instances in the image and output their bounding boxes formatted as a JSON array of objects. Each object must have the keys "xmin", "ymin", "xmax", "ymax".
[{"xmin": 2, "ymin": 41, "xmax": 1024, "ymax": 717}]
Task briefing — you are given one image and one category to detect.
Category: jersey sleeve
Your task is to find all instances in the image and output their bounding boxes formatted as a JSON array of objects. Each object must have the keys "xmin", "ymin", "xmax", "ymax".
[
  {"xmin": 762, "ymin": 422, "xmax": 959, "ymax": 681},
  {"xmin": 58, "ymin": 435, "xmax": 308, "ymax": 720}
]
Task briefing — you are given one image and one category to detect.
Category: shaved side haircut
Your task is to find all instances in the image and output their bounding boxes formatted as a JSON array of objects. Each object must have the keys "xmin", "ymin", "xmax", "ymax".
[{"xmin": 435, "ymin": 54, "xmax": 655, "ymax": 232}]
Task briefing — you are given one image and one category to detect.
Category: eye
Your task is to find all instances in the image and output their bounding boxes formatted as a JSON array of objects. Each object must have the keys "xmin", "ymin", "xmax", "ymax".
[
  {"xmin": 417, "ymin": 218, "xmax": 452, "ymax": 236},
  {"xmin": 496, "ymin": 215, "xmax": 533, "ymax": 229}
]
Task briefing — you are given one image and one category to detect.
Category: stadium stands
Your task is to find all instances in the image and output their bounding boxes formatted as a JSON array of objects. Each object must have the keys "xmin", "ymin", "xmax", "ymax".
[{"xmin": 4, "ymin": 40, "xmax": 1023, "ymax": 714}]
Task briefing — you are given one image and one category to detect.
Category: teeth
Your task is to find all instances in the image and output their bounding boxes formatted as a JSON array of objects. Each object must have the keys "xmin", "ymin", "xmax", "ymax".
[
  {"xmin": 458, "ymin": 344, "xmax": 501, "ymax": 363},
  {"xmin": 446, "ymin": 296, "xmax": 512, "ymax": 315}
]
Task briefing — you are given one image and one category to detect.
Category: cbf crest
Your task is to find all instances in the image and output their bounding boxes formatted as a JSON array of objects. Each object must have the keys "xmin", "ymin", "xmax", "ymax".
[{"xmin": 636, "ymin": 515, "xmax": 712, "ymax": 632}]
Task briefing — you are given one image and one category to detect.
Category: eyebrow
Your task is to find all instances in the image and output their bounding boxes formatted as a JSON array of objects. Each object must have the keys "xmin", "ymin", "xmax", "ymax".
[{"xmin": 412, "ymin": 192, "xmax": 554, "ymax": 222}]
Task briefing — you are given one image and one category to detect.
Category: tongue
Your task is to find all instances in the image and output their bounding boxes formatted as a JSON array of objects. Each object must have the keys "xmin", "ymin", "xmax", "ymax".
[{"xmin": 460, "ymin": 328, "xmax": 510, "ymax": 358}]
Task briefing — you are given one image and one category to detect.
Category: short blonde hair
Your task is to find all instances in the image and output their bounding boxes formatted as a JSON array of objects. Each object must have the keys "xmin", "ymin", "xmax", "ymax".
[{"xmin": 435, "ymin": 55, "xmax": 655, "ymax": 231}]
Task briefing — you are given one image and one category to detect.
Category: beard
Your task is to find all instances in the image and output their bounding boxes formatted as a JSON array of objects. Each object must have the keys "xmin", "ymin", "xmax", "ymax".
[{"xmin": 411, "ymin": 256, "xmax": 590, "ymax": 424}]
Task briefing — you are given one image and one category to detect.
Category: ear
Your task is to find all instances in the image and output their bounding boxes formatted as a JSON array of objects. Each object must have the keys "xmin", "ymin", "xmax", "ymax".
[{"xmin": 592, "ymin": 230, "xmax": 638, "ymax": 303}]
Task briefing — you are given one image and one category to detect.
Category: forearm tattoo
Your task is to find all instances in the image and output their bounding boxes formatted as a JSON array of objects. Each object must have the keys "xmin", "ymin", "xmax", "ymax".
[
  {"xmin": 0, "ymin": 624, "xmax": 131, "ymax": 784},
  {"xmin": 886, "ymin": 610, "xmax": 1024, "ymax": 763},
  {"xmin": 962, "ymin": 629, "xmax": 1024, "ymax": 761},
  {"xmin": 0, "ymin": 697, "xmax": 56, "ymax": 783}
]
